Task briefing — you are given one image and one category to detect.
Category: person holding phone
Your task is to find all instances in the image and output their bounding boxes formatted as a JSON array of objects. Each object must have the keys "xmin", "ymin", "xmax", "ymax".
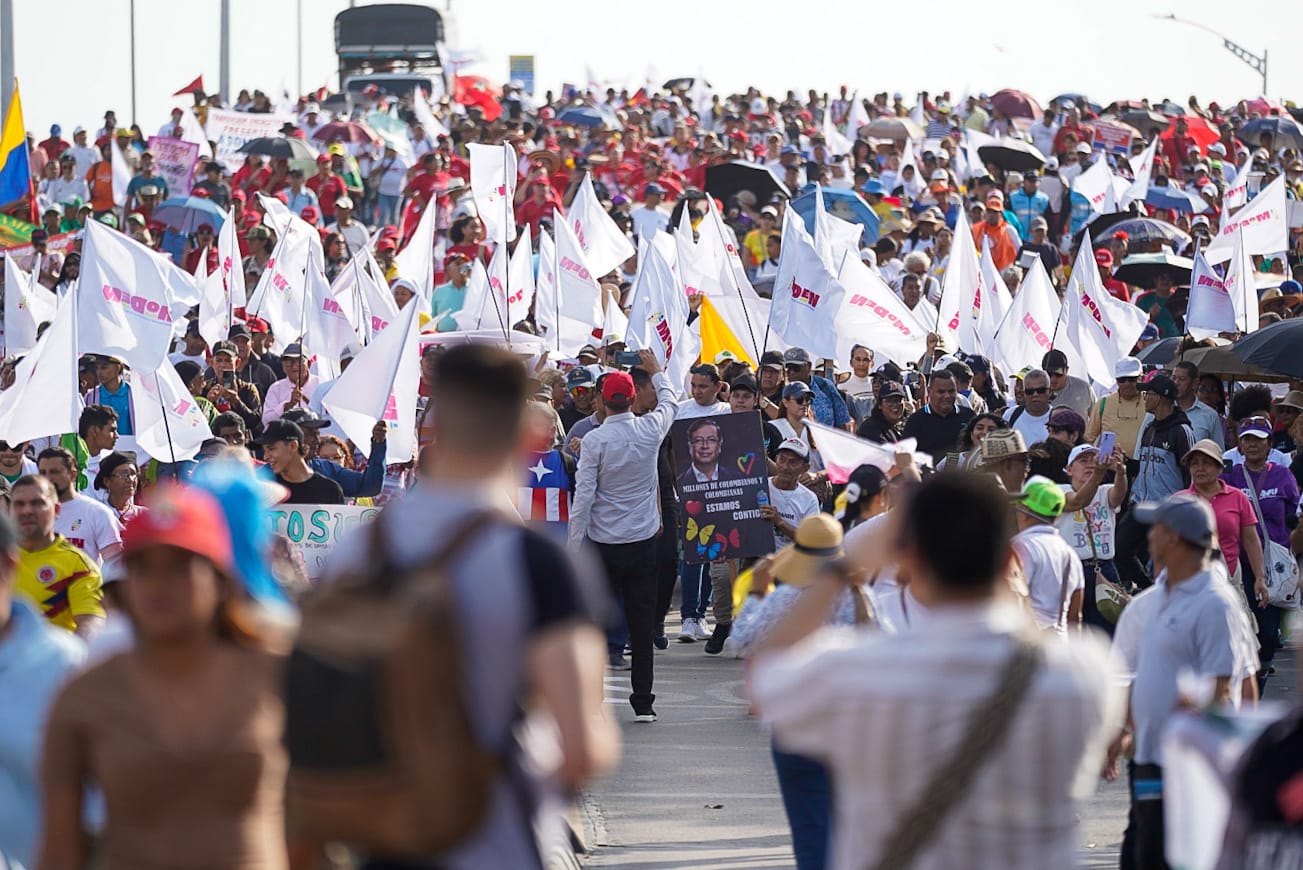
[{"xmin": 204, "ymin": 341, "xmax": 263, "ymax": 438}]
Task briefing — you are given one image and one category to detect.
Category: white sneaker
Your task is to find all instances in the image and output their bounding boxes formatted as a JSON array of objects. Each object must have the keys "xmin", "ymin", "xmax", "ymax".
[
  {"xmin": 677, "ymin": 618, "xmax": 698, "ymax": 642},
  {"xmin": 634, "ymin": 711, "xmax": 657, "ymax": 723},
  {"xmin": 693, "ymin": 618, "xmax": 711, "ymax": 640}
]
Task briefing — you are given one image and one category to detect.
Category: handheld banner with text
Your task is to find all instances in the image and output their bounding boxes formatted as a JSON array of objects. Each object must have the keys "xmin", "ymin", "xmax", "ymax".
[
  {"xmin": 268, "ymin": 504, "xmax": 380, "ymax": 579},
  {"xmin": 146, "ymin": 136, "xmax": 200, "ymax": 197}
]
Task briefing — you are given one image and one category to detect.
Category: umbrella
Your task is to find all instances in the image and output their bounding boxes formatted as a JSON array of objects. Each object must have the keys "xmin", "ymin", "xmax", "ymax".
[
  {"xmin": 1243, "ymin": 98, "xmax": 1287, "ymax": 117},
  {"xmin": 977, "ymin": 140, "xmax": 1046, "ymax": 172},
  {"xmin": 151, "ymin": 195, "xmax": 227, "ymax": 235},
  {"xmin": 1180, "ymin": 344, "xmax": 1292, "ymax": 383},
  {"xmin": 557, "ymin": 106, "xmax": 606, "ymax": 128},
  {"xmin": 989, "ymin": 89, "xmax": 1042, "ymax": 120},
  {"xmin": 862, "ymin": 117, "xmax": 924, "ymax": 141},
  {"xmin": 1232, "ymin": 319, "xmax": 1303, "ymax": 379},
  {"xmin": 1070, "ymin": 211, "xmax": 1133, "ymax": 249},
  {"xmin": 1160, "ymin": 116, "xmax": 1219, "ymax": 151},
  {"xmin": 662, "ymin": 77, "xmax": 709, "ymax": 91},
  {"xmin": 1155, "ymin": 100, "xmax": 1186, "ymax": 117},
  {"xmin": 1143, "ymin": 185, "xmax": 1210, "ymax": 214},
  {"xmin": 311, "ymin": 121, "xmax": 380, "ymax": 145},
  {"xmin": 789, "ymin": 186, "xmax": 880, "ymax": 246},
  {"xmin": 1119, "ymin": 110, "xmax": 1169, "ymax": 136},
  {"xmin": 1101, "ymin": 217, "xmax": 1191, "ymax": 251},
  {"xmin": 1237, "ymin": 117, "xmax": 1303, "ymax": 152},
  {"xmin": 1112, "ymin": 251, "xmax": 1194, "ymax": 288},
  {"xmin": 704, "ymin": 161, "xmax": 790, "ymax": 206},
  {"xmin": 1108, "ymin": 100, "xmax": 1149, "ymax": 113},
  {"xmin": 1050, "ymin": 94, "xmax": 1100, "ymax": 114},
  {"xmin": 239, "ymin": 136, "xmax": 318, "ymax": 161},
  {"xmin": 1137, "ymin": 336, "xmax": 1182, "ymax": 366}
]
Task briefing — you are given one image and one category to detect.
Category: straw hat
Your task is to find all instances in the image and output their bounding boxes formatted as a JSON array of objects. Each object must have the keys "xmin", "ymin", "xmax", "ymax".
[{"xmin": 772, "ymin": 514, "xmax": 844, "ymax": 588}]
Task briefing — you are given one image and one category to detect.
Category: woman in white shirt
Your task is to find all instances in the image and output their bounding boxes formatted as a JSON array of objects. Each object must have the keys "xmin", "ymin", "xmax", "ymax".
[
  {"xmin": 771, "ymin": 382, "xmax": 823, "ymax": 471},
  {"xmin": 1056, "ymin": 443, "xmax": 1128, "ymax": 634}
]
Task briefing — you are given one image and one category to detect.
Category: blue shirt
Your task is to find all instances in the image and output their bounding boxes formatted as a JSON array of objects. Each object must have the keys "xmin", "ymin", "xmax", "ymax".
[
  {"xmin": 0, "ymin": 600, "xmax": 85, "ymax": 867},
  {"xmin": 430, "ymin": 281, "xmax": 467, "ymax": 332},
  {"xmin": 1008, "ymin": 189, "xmax": 1050, "ymax": 241},
  {"xmin": 308, "ymin": 438, "xmax": 387, "ymax": 499},
  {"xmin": 88, "ymin": 381, "xmax": 133, "ymax": 435},
  {"xmin": 809, "ymin": 375, "xmax": 851, "ymax": 428},
  {"xmin": 1068, "ymin": 191, "xmax": 1095, "ymax": 236}
]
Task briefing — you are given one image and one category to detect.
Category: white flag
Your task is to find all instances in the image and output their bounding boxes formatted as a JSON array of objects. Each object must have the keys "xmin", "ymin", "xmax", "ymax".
[
  {"xmin": 626, "ymin": 233, "xmax": 697, "ymax": 393},
  {"xmin": 3, "ymin": 255, "xmax": 56, "ymax": 356},
  {"xmin": 935, "ymin": 207, "xmax": 977, "ymax": 348},
  {"xmin": 978, "ymin": 236, "xmax": 1012, "ymax": 349},
  {"xmin": 176, "ymin": 108, "xmax": 213, "ymax": 159},
  {"xmin": 506, "ymin": 225, "xmax": 536, "ymax": 327},
  {"xmin": 1205, "ymin": 175, "xmax": 1286, "ymax": 264},
  {"xmin": 217, "ymin": 209, "xmax": 244, "ymax": 308},
  {"xmin": 357, "ymin": 249, "xmax": 401, "ymax": 338},
  {"xmin": 468, "ymin": 142, "xmax": 518, "ymax": 245},
  {"xmin": 568, "ymin": 171, "xmax": 635, "ymax": 277},
  {"xmin": 454, "ymin": 255, "xmax": 504, "ymax": 333},
  {"xmin": 1062, "ymin": 236, "xmax": 1148, "ymax": 388},
  {"xmin": 0, "ymin": 297, "xmax": 81, "ymax": 444},
  {"xmin": 77, "ymin": 220, "xmax": 192, "ymax": 370},
  {"xmin": 392, "ymin": 193, "xmax": 438, "ymax": 301},
  {"xmin": 812, "ymin": 184, "xmax": 862, "ymax": 269},
  {"xmin": 197, "ymin": 210, "xmax": 242, "ymax": 347},
  {"xmin": 245, "ymin": 220, "xmax": 312, "ymax": 350},
  {"xmin": 770, "ymin": 208, "xmax": 843, "ymax": 358},
  {"xmin": 258, "ymin": 192, "xmax": 295, "ymax": 235},
  {"xmin": 409, "ymin": 85, "xmax": 450, "ymax": 139},
  {"xmin": 993, "ymin": 258, "xmax": 1062, "ymax": 376},
  {"xmin": 1185, "ymin": 248, "xmax": 1236, "ymax": 340},
  {"xmin": 1222, "ymin": 161, "xmax": 1253, "ymax": 216},
  {"xmin": 324, "ymin": 298, "xmax": 420, "ymax": 463},
  {"xmin": 111, "ymin": 140, "xmax": 132, "ymax": 208},
  {"xmin": 303, "ymin": 244, "xmax": 360, "ymax": 381},
  {"xmin": 131, "ymin": 365, "xmax": 212, "ymax": 462},
  {"xmin": 1121, "ymin": 138, "xmax": 1159, "ymax": 208},
  {"xmin": 807, "ymin": 421, "xmax": 927, "ymax": 482},
  {"xmin": 1224, "ymin": 229, "xmax": 1259, "ymax": 334},
  {"xmin": 846, "ymin": 91, "xmax": 870, "ymax": 135},
  {"xmin": 1072, "ymin": 158, "xmax": 1117, "ymax": 216},
  {"xmin": 822, "ymin": 102, "xmax": 852, "ymax": 156},
  {"xmin": 834, "ymin": 255, "xmax": 928, "ymax": 367},
  {"xmin": 536, "ymin": 215, "xmax": 603, "ymax": 356}
]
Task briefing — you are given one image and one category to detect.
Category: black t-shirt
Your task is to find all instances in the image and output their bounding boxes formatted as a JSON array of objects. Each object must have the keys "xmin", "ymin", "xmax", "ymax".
[
  {"xmin": 276, "ymin": 472, "xmax": 345, "ymax": 504},
  {"xmin": 901, "ymin": 406, "xmax": 976, "ymax": 462},
  {"xmin": 558, "ymin": 404, "xmax": 590, "ymax": 433}
]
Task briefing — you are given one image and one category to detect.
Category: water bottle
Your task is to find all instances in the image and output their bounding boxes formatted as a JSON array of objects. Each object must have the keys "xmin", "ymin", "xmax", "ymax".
[{"xmin": 756, "ymin": 488, "xmax": 769, "ymax": 508}]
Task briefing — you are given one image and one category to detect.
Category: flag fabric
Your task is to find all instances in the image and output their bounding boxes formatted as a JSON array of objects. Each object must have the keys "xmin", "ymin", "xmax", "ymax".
[
  {"xmin": 452, "ymin": 76, "xmax": 503, "ymax": 121},
  {"xmin": 244, "ymin": 220, "xmax": 313, "ymax": 350},
  {"xmin": 993, "ymin": 258, "xmax": 1062, "ymax": 376},
  {"xmin": 811, "ymin": 184, "xmax": 861, "ymax": 268},
  {"xmin": 537, "ymin": 213, "xmax": 603, "ymax": 356},
  {"xmin": 935, "ymin": 207, "xmax": 976, "ymax": 348},
  {"xmin": 807, "ymin": 421, "xmax": 928, "ymax": 483},
  {"xmin": 324, "ymin": 298, "xmax": 420, "ymax": 463},
  {"xmin": 506, "ymin": 225, "xmax": 535, "ymax": 327},
  {"xmin": 567, "ymin": 171, "xmax": 634, "ymax": 275},
  {"xmin": 131, "ymin": 365, "xmax": 212, "ymax": 462},
  {"xmin": 77, "ymin": 220, "xmax": 194, "ymax": 370},
  {"xmin": 1121, "ymin": 138, "xmax": 1159, "ymax": 208},
  {"xmin": 1062, "ymin": 236, "xmax": 1147, "ymax": 388},
  {"xmin": 197, "ymin": 210, "xmax": 240, "ymax": 346},
  {"xmin": 1072, "ymin": 158, "xmax": 1116, "ymax": 216},
  {"xmin": 3, "ymin": 254, "xmax": 56, "ymax": 356},
  {"xmin": 1205, "ymin": 175, "xmax": 1286, "ymax": 264},
  {"xmin": 468, "ymin": 142, "xmax": 518, "ymax": 244},
  {"xmin": 602, "ymin": 287, "xmax": 630, "ymax": 345},
  {"xmin": 303, "ymin": 243, "xmax": 360, "ymax": 381},
  {"xmin": 1222, "ymin": 161, "xmax": 1253, "ymax": 217},
  {"xmin": 833, "ymin": 255, "xmax": 928, "ymax": 367},
  {"xmin": 453, "ymin": 255, "xmax": 503, "ymax": 333},
  {"xmin": 258, "ymin": 191, "xmax": 294, "ymax": 234},
  {"xmin": 770, "ymin": 208, "xmax": 843, "ymax": 358},
  {"xmin": 0, "ymin": 295, "xmax": 81, "ymax": 444},
  {"xmin": 977, "ymin": 236, "xmax": 1012, "ymax": 349},
  {"xmin": 1185, "ymin": 248, "xmax": 1236, "ymax": 339},
  {"xmin": 518, "ymin": 450, "xmax": 572, "ymax": 530},
  {"xmin": 0, "ymin": 83, "xmax": 33, "ymax": 216},
  {"xmin": 355, "ymin": 249, "xmax": 400, "ymax": 338},
  {"xmin": 626, "ymin": 233, "xmax": 697, "ymax": 394},
  {"xmin": 409, "ymin": 86, "xmax": 450, "ymax": 138},
  {"xmin": 392, "ymin": 191, "xmax": 438, "ymax": 302},
  {"xmin": 822, "ymin": 103, "xmax": 853, "ymax": 156},
  {"xmin": 172, "ymin": 75, "xmax": 205, "ymax": 96},
  {"xmin": 1224, "ymin": 229, "xmax": 1259, "ymax": 334},
  {"xmin": 176, "ymin": 108, "xmax": 212, "ymax": 159}
]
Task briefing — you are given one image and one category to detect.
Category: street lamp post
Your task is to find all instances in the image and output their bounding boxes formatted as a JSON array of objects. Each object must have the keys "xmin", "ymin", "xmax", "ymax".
[{"xmin": 1154, "ymin": 13, "xmax": 1267, "ymax": 96}]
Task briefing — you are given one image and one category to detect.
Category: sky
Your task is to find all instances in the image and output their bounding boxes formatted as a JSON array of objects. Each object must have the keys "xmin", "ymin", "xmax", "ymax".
[{"xmin": 7, "ymin": 0, "xmax": 1295, "ymax": 136}]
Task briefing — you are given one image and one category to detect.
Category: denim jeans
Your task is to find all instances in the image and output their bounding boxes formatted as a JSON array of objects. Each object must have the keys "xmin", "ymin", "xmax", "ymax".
[
  {"xmin": 376, "ymin": 193, "xmax": 400, "ymax": 228},
  {"xmin": 679, "ymin": 562, "xmax": 710, "ymax": 620},
  {"xmin": 771, "ymin": 743, "xmax": 832, "ymax": 870}
]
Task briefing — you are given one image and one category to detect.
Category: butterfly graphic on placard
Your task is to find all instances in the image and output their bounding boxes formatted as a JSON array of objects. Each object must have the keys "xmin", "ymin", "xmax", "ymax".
[
  {"xmin": 685, "ymin": 517, "xmax": 716, "ymax": 546},
  {"xmin": 698, "ymin": 527, "xmax": 742, "ymax": 560}
]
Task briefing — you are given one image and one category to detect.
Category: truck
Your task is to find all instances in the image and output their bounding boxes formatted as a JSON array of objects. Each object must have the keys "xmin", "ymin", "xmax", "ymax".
[{"xmin": 333, "ymin": 3, "xmax": 455, "ymax": 107}]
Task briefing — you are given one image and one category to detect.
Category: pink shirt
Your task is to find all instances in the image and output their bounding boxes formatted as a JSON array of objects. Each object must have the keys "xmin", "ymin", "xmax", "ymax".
[{"xmin": 1182, "ymin": 482, "xmax": 1256, "ymax": 567}]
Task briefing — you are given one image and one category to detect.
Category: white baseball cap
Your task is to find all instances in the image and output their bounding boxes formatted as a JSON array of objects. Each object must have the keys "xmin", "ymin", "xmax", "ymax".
[
  {"xmin": 1114, "ymin": 356, "xmax": 1143, "ymax": 379},
  {"xmin": 1066, "ymin": 443, "xmax": 1100, "ymax": 469},
  {"xmin": 776, "ymin": 438, "xmax": 810, "ymax": 460}
]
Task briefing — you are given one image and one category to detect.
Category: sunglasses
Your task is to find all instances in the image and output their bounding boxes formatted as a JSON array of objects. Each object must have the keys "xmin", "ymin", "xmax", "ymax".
[
  {"xmin": 791, "ymin": 396, "xmax": 813, "ymax": 404},
  {"xmin": 1024, "ymin": 387, "xmax": 1049, "ymax": 395},
  {"xmin": 0, "ymin": 443, "xmax": 19, "ymax": 452},
  {"xmin": 1116, "ymin": 376, "xmax": 1139, "ymax": 383}
]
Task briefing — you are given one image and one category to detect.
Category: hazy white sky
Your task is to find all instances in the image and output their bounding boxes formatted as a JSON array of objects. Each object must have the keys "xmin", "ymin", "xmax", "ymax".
[{"xmin": 9, "ymin": 0, "xmax": 1294, "ymax": 135}]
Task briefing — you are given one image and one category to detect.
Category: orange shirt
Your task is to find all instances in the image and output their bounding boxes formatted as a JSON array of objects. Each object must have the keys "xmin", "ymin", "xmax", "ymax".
[
  {"xmin": 87, "ymin": 163, "xmax": 116, "ymax": 213},
  {"xmin": 972, "ymin": 218, "xmax": 1018, "ymax": 272}
]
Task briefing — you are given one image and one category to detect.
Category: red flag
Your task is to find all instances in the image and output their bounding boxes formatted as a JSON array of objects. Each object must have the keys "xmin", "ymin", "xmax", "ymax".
[
  {"xmin": 453, "ymin": 76, "xmax": 503, "ymax": 121},
  {"xmin": 172, "ymin": 75, "xmax": 205, "ymax": 96}
]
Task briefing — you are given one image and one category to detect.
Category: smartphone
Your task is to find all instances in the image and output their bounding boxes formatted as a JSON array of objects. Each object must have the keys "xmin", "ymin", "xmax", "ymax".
[
  {"xmin": 222, "ymin": 371, "xmax": 235, "ymax": 389},
  {"xmin": 1099, "ymin": 431, "xmax": 1116, "ymax": 457},
  {"xmin": 614, "ymin": 350, "xmax": 642, "ymax": 367}
]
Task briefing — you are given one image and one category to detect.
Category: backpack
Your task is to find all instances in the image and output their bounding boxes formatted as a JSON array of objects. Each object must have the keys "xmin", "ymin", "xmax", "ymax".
[{"xmin": 284, "ymin": 511, "xmax": 502, "ymax": 854}]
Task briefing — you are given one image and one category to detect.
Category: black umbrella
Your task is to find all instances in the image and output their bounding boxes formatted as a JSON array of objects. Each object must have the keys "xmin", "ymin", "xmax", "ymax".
[
  {"xmin": 238, "ymin": 136, "xmax": 319, "ymax": 161},
  {"xmin": 1232, "ymin": 319, "xmax": 1303, "ymax": 379},
  {"xmin": 1113, "ymin": 251, "xmax": 1194, "ymax": 288},
  {"xmin": 1180, "ymin": 344, "xmax": 1292, "ymax": 383},
  {"xmin": 1237, "ymin": 117, "xmax": 1303, "ymax": 152},
  {"xmin": 977, "ymin": 140, "xmax": 1046, "ymax": 172},
  {"xmin": 1137, "ymin": 336, "xmax": 1181, "ymax": 366},
  {"xmin": 1118, "ymin": 110, "xmax": 1169, "ymax": 137},
  {"xmin": 1070, "ymin": 211, "xmax": 1135, "ymax": 249},
  {"xmin": 704, "ymin": 161, "xmax": 790, "ymax": 206},
  {"xmin": 1100, "ymin": 217, "xmax": 1190, "ymax": 251}
]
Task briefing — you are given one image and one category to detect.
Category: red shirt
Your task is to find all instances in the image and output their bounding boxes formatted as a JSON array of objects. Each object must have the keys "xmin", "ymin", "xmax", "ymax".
[
  {"xmin": 39, "ymin": 137, "xmax": 69, "ymax": 160},
  {"xmin": 405, "ymin": 171, "xmax": 449, "ymax": 210},
  {"xmin": 447, "ymin": 155, "xmax": 470, "ymax": 181},
  {"xmin": 234, "ymin": 166, "xmax": 272, "ymax": 195},
  {"xmin": 1103, "ymin": 277, "xmax": 1130, "ymax": 302},
  {"xmin": 1163, "ymin": 135, "xmax": 1198, "ymax": 179},
  {"xmin": 515, "ymin": 193, "xmax": 564, "ymax": 234},
  {"xmin": 306, "ymin": 172, "xmax": 347, "ymax": 218},
  {"xmin": 185, "ymin": 245, "xmax": 220, "ymax": 275}
]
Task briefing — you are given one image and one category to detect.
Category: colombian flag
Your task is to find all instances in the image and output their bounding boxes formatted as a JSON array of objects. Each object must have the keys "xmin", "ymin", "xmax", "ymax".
[{"xmin": 0, "ymin": 83, "xmax": 33, "ymax": 219}]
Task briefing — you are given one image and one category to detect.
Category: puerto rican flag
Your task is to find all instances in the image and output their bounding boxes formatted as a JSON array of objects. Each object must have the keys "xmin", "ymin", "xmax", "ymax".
[{"xmin": 519, "ymin": 450, "xmax": 572, "ymax": 528}]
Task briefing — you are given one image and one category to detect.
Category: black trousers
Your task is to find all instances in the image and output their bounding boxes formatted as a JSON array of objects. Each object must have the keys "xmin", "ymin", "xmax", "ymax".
[
  {"xmin": 595, "ymin": 536, "xmax": 659, "ymax": 714},
  {"xmin": 654, "ymin": 500, "xmax": 680, "ymax": 631},
  {"xmin": 1120, "ymin": 761, "xmax": 1168, "ymax": 870},
  {"xmin": 1114, "ymin": 507, "xmax": 1153, "ymax": 590}
]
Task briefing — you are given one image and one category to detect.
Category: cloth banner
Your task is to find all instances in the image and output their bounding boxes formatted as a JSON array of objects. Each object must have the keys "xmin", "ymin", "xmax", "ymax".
[
  {"xmin": 268, "ymin": 504, "xmax": 380, "ymax": 579},
  {"xmin": 146, "ymin": 136, "xmax": 200, "ymax": 197},
  {"xmin": 204, "ymin": 108, "xmax": 296, "ymax": 169}
]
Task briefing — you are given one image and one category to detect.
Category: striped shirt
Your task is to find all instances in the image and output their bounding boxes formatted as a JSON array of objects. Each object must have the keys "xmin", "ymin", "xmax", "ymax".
[{"xmin": 751, "ymin": 600, "xmax": 1124, "ymax": 870}]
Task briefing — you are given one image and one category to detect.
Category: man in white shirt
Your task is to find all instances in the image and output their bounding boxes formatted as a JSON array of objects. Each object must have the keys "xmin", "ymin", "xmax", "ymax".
[
  {"xmin": 569, "ymin": 352, "xmax": 679, "ymax": 723},
  {"xmin": 371, "ymin": 143, "xmax": 410, "ymax": 227},
  {"xmin": 1012, "ymin": 476, "xmax": 1083, "ymax": 634},
  {"xmin": 261, "ymin": 343, "xmax": 317, "ymax": 426},
  {"xmin": 1005, "ymin": 368, "xmax": 1053, "ymax": 445},
  {"xmin": 1029, "ymin": 112, "xmax": 1060, "ymax": 158},
  {"xmin": 677, "ymin": 364, "xmax": 731, "ymax": 420},
  {"xmin": 66, "ymin": 127, "xmax": 100, "ymax": 179},
  {"xmin": 36, "ymin": 447, "xmax": 123, "ymax": 566},
  {"xmin": 325, "ymin": 196, "xmax": 370, "ymax": 255},
  {"xmin": 762, "ymin": 439, "xmax": 821, "ymax": 549},
  {"xmin": 630, "ymin": 183, "xmax": 670, "ymax": 241},
  {"xmin": 751, "ymin": 472, "xmax": 1123, "ymax": 870}
]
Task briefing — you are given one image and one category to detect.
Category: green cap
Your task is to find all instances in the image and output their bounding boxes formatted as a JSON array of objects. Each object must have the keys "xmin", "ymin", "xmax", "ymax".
[
  {"xmin": 1014, "ymin": 475, "xmax": 1065, "ymax": 520},
  {"xmin": 97, "ymin": 212, "xmax": 119, "ymax": 229}
]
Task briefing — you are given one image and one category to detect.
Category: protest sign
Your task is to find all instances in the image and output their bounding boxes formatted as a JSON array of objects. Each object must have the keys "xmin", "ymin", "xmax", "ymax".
[
  {"xmin": 671, "ymin": 413, "xmax": 775, "ymax": 564},
  {"xmin": 268, "ymin": 503, "xmax": 380, "ymax": 579},
  {"xmin": 1092, "ymin": 121, "xmax": 1133, "ymax": 156},
  {"xmin": 147, "ymin": 136, "xmax": 200, "ymax": 197},
  {"xmin": 205, "ymin": 108, "xmax": 296, "ymax": 169}
]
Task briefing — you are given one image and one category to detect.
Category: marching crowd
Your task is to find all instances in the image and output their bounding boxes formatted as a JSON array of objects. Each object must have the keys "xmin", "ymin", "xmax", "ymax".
[{"xmin": 1, "ymin": 78, "xmax": 1302, "ymax": 870}]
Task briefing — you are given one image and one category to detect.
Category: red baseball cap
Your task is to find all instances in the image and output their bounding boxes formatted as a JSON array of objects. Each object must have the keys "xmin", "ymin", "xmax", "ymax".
[
  {"xmin": 1094, "ymin": 248, "xmax": 1114, "ymax": 267},
  {"xmin": 245, "ymin": 316, "xmax": 270, "ymax": 334},
  {"xmin": 123, "ymin": 484, "xmax": 234, "ymax": 575},
  {"xmin": 375, "ymin": 238, "xmax": 397, "ymax": 252},
  {"xmin": 602, "ymin": 371, "xmax": 635, "ymax": 404},
  {"xmin": 301, "ymin": 205, "xmax": 320, "ymax": 223}
]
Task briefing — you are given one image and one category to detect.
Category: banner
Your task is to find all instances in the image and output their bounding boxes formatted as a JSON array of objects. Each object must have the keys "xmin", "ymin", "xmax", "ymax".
[
  {"xmin": 204, "ymin": 108, "xmax": 296, "ymax": 169},
  {"xmin": 1185, "ymin": 249, "xmax": 1235, "ymax": 339},
  {"xmin": 833, "ymin": 255, "xmax": 928, "ymax": 367},
  {"xmin": 1205, "ymin": 175, "xmax": 1287, "ymax": 264},
  {"xmin": 670, "ymin": 413, "xmax": 775, "ymax": 564},
  {"xmin": 268, "ymin": 504, "xmax": 380, "ymax": 579},
  {"xmin": 146, "ymin": 136, "xmax": 200, "ymax": 197},
  {"xmin": 508, "ymin": 55, "xmax": 536, "ymax": 95},
  {"xmin": 1092, "ymin": 121, "xmax": 1134, "ymax": 156}
]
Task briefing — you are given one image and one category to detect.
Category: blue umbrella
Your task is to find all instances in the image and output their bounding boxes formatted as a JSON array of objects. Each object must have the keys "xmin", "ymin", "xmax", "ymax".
[
  {"xmin": 1144, "ymin": 185, "xmax": 1209, "ymax": 214},
  {"xmin": 789, "ymin": 185, "xmax": 881, "ymax": 246},
  {"xmin": 151, "ymin": 195, "xmax": 227, "ymax": 235},
  {"xmin": 557, "ymin": 106, "xmax": 606, "ymax": 128},
  {"xmin": 1237, "ymin": 117, "xmax": 1303, "ymax": 152}
]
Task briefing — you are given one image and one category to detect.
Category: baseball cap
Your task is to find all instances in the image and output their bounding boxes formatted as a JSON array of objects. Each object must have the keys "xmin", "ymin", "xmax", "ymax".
[
  {"xmin": 577, "ymin": 344, "xmax": 600, "ymax": 360},
  {"xmin": 122, "ymin": 484, "xmax": 235, "ymax": 574},
  {"xmin": 1066, "ymin": 443, "xmax": 1100, "ymax": 468},
  {"xmin": 713, "ymin": 349, "xmax": 738, "ymax": 365},
  {"xmin": 1013, "ymin": 475, "xmax": 1066, "ymax": 520},
  {"xmin": 1134, "ymin": 493, "xmax": 1216, "ymax": 549},
  {"xmin": 1182, "ymin": 438, "xmax": 1224, "ymax": 467},
  {"xmin": 782, "ymin": 381, "xmax": 814, "ymax": 400},
  {"xmin": 775, "ymin": 438, "xmax": 810, "ymax": 460},
  {"xmin": 565, "ymin": 367, "xmax": 596, "ymax": 390},
  {"xmin": 254, "ymin": 419, "xmax": 305, "ymax": 446},
  {"xmin": 964, "ymin": 354, "xmax": 991, "ymax": 374},
  {"xmin": 860, "ymin": 179, "xmax": 886, "ymax": 195},
  {"xmin": 783, "ymin": 347, "xmax": 812, "ymax": 366},
  {"xmin": 1114, "ymin": 356, "xmax": 1143, "ymax": 379},
  {"xmin": 1139, "ymin": 323, "xmax": 1161, "ymax": 341},
  {"xmin": 1076, "ymin": 141, "xmax": 1093, "ymax": 154},
  {"xmin": 877, "ymin": 380, "xmax": 907, "ymax": 401},
  {"xmin": 212, "ymin": 340, "xmax": 238, "ymax": 358},
  {"xmin": 1042, "ymin": 349, "xmax": 1069, "ymax": 372},
  {"xmin": 1048, "ymin": 407, "xmax": 1086, "ymax": 434},
  {"xmin": 760, "ymin": 350, "xmax": 785, "ymax": 371},
  {"xmin": 1281, "ymin": 280, "xmax": 1303, "ymax": 297},
  {"xmin": 335, "ymin": 196, "xmax": 354, "ymax": 210},
  {"xmin": 730, "ymin": 374, "xmax": 759, "ymax": 394},
  {"xmin": 1094, "ymin": 248, "xmax": 1114, "ymax": 268},
  {"xmin": 601, "ymin": 371, "xmax": 635, "ymax": 404},
  {"xmin": 1239, "ymin": 419, "xmax": 1272, "ymax": 440},
  {"xmin": 980, "ymin": 429, "xmax": 1028, "ymax": 465},
  {"xmin": 1141, "ymin": 373, "xmax": 1178, "ymax": 402},
  {"xmin": 281, "ymin": 408, "xmax": 330, "ymax": 429},
  {"xmin": 281, "ymin": 342, "xmax": 307, "ymax": 360}
]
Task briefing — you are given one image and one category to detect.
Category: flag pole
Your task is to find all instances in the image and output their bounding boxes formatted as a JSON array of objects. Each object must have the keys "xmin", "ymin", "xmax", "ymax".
[
  {"xmin": 155, "ymin": 374, "xmax": 179, "ymax": 476},
  {"xmin": 498, "ymin": 144, "xmax": 512, "ymax": 342}
]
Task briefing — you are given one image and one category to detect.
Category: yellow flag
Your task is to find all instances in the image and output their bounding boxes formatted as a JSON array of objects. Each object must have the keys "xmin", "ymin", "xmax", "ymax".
[{"xmin": 699, "ymin": 296, "xmax": 758, "ymax": 368}]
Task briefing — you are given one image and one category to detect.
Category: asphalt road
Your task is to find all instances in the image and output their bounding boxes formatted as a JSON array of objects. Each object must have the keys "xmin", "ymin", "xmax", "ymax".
[{"xmin": 581, "ymin": 618, "xmax": 1299, "ymax": 869}]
